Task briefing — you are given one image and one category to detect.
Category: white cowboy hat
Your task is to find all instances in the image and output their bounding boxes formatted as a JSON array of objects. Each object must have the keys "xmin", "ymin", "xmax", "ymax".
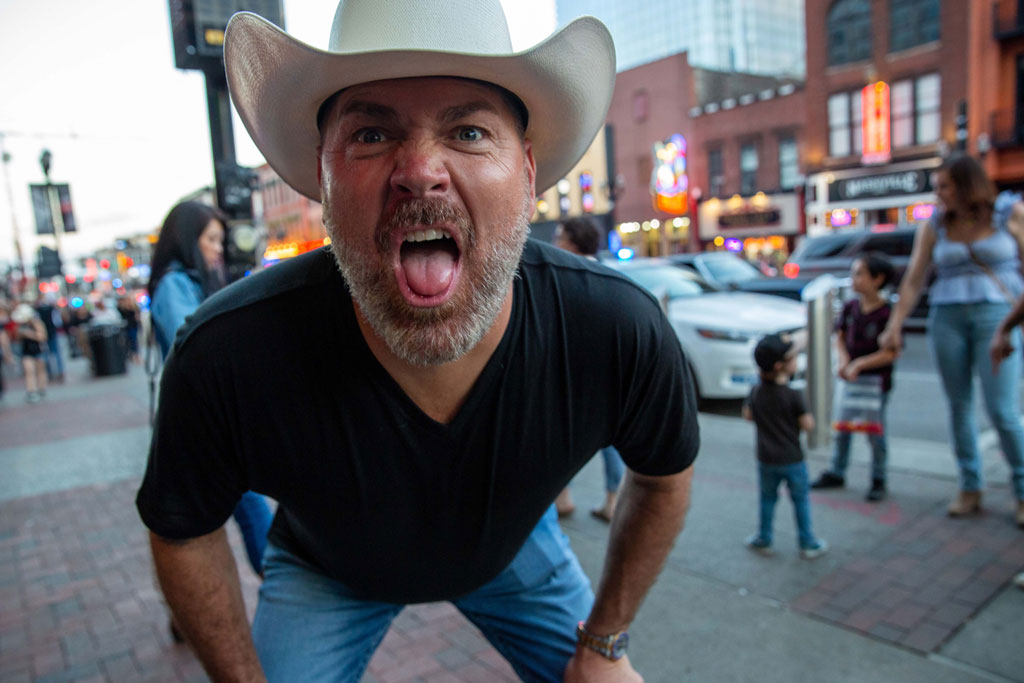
[{"xmin": 224, "ymin": 0, "xmax": 615, "ymax": 200}]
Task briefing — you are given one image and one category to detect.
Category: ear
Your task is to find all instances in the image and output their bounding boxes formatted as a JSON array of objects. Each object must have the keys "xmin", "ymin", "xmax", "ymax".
[{"xmin": 522, "ymin": 139, "xmax": 537, "ymax": 201}]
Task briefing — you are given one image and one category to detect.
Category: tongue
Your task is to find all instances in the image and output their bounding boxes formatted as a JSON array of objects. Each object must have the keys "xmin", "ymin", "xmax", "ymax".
[{"xmin": 402, "ymin": 247, "xmax": 456, "ymax": 297}]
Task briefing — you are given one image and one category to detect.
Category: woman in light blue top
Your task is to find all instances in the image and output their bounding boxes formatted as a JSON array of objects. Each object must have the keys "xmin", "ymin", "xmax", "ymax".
[
  {"xmin": 881, "ymin": 155, "xmax": 1024, "ymax": 525},
  {"xmin": 148, "ymin": 201, "xmax": 274, "ymax": 573}
]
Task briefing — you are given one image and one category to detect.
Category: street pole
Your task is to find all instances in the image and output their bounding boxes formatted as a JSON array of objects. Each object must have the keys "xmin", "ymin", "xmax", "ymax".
[
  {"xmin": 0, "ymin": 133, "xmax": 26, "ymax": 284},
  {"xmin": 802, "ymin": 274, "xmax": 837, "ymax": 450}
]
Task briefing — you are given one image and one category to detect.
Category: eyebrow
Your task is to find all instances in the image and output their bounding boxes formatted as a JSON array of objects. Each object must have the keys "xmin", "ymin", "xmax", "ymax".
[{"xmin": 336, "ymin": 100, "xmax": 502, "ymax": 126}]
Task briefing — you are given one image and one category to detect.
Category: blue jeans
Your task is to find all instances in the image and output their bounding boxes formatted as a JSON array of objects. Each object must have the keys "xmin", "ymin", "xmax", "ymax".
[
  {"xmin": 601, "ymin": 446, "xmax": 625, "ymax": 492},
  {"xmin": 45, "ymin": 334, "xmax": 64, "ymax": 379},
  {"xmin": 929, "ymin": 303, "xmax": 1024, "ymax": 499},
  {"xmin": 251, "ymin": 505, "xmax": 594, "ymax": 682},
  {"xmin": 757, "ymin": 461, "xmax": 817, "ymax": 548},
  {"xmin": 830, "ymin": 391, "xmax": 890, "ymax": 481},
  {"xmin": 233, "ymin": 492, "xmax": 273, "ymax": 575}
]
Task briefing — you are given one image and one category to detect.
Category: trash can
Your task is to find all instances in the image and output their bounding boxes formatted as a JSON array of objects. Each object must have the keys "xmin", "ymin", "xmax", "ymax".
[{"xmin": 87, "ymin": 323, "xmax": 127, "ymax": 376}]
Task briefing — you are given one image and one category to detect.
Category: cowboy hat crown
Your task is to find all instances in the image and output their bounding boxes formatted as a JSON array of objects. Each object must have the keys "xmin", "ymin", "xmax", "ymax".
[{"xmin": 224, "ymin": 0, "xmax": 615, "ymax": 200}]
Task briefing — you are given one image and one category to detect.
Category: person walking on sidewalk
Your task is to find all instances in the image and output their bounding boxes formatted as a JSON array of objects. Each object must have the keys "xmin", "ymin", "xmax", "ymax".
[
  {"xmin": 812, "ymin": 253, "xmax": 899, "ymax": 502},
  {"xmin": 743, "ymin": 333, "xmax": 828, "ymax": 559},
  {"xmin": 148, "ymin": 200, "xmax": 274, "ymax": 576},
  {"xmin": 551, "ymin": 217, "xmax": 627, "ymax": 523},
  {"xmin": 137, "ymin": 3, "xmax": 698, "ymax": 681},
  {"xmin": 880, "ymin": 155, "xmax": 1024, "ymax": 522},
  {"xmin": 12, "ymin": 303, "xmax": 48, "ymax": 403}
]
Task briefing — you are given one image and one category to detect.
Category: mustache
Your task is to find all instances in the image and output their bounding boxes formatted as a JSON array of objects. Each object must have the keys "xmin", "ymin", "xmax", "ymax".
[{"xmin": 376, "ymin": 198, "xmax": 474, "ymax": 254}]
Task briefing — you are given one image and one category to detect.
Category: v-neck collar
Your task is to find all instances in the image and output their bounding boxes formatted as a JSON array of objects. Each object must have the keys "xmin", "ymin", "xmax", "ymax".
[{"xmin": 344, "ymin": 277, "xmax": 523, "ymax": 436}]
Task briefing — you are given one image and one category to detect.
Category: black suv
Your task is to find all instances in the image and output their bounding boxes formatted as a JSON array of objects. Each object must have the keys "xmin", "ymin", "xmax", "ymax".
[{"xmin": 785, "ymin": 226, "xmax": 929, "ymax": 323}]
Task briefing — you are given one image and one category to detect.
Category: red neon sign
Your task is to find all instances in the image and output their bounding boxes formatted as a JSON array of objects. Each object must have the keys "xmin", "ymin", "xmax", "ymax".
[{"xmin": 861, "ymin": 81, "xmax": 891, "ymax": 165}]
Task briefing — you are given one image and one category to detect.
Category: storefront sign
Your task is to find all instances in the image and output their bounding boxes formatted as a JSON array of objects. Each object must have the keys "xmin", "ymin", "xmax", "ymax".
[
  {"xmin": 651, "ymin": 133, "xmax": 688, "ymax": 215},
  {"xmin": 718, "ymin": 208, "xmax": 782, "ymax": 229},
  {"xmin": 861, "ymin": 82, "xmax": 891, "ymax": 165},
  {"xmin": 828, "ymin": 169, "xmax": 931, "ymax": 202}
]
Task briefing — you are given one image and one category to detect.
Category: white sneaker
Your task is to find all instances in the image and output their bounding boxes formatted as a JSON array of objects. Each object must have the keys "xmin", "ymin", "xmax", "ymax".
[
  {"xmin": 1014, "ymin": 572, "xmax": 1024, "ymax": 590},
  {"xmin": 800, "ymin": 539, "xmax": 829, "ymax": 560}
]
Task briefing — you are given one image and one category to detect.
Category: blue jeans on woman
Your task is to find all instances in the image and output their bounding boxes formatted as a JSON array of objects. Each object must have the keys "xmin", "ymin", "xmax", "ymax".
[
  {"xmin": 757, "ymin": 461, "xmax": 818, "ymax": 549},
  {"xmin": 251, "ymin": 504, "xmax": 593, "ymax": 682},
  {"xmin": 929, "ymin": 302, "xmax": 1024, "ymax": 500},
  {"xmin": 830, "ymin": 392, "xmax": 890, "ymax": 482}
]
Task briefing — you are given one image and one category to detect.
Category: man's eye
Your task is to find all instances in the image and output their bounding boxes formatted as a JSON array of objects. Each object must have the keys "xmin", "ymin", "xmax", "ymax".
[
  {"xmin": 354, "ymin": 129, "xmax": 386, "ymax": 144},
  {"xmin": 456, "ymin": 127, "xmax": 483, "ymax": 142}
]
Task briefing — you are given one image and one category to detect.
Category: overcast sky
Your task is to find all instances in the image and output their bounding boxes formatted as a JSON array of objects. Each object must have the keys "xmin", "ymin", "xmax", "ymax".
[{"xmin": 0, "ymin": 0, "xmax": 556, "ymax": 264}]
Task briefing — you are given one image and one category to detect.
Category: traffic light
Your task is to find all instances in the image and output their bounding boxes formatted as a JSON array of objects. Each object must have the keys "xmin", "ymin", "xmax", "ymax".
[
  {"xmin": 36, "ymin": 245, "xmax": 63, "ymax": 279},
  {"xmin": 216, "ymin": 162, "xmax": 258, "ymax": 218}
]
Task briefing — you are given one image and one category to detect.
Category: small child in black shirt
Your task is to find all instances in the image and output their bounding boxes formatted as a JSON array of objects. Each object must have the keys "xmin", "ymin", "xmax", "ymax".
[{"xmin": 742, "ymin": 332, "xmax": 829, "ymax": 559}]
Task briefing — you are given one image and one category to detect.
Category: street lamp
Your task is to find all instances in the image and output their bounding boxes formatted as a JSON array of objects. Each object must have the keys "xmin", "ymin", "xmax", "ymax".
[{"xmin": 39, "ymin": 149, "xmax": 52, "ymax": 183}]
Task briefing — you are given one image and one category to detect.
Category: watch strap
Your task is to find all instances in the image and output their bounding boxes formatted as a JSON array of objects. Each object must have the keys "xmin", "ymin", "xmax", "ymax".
[{"xmin": 576, "ymin": 621, "xmax": 628, "ymax": 660}]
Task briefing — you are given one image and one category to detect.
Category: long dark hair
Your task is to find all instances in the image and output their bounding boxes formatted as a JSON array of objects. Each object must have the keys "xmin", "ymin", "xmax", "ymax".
[
  {"xmin": 148, "ymin": 201, "xmax": 229, "ymax": 298},
  {"xmin": 937, "ymin": 155, "xmax": 995, "ymax": 225}
]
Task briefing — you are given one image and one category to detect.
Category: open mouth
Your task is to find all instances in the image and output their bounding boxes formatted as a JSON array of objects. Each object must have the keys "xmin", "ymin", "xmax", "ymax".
[{"xmin": 397, "ymin": 228, "xmax": 462, "ymax": 305}]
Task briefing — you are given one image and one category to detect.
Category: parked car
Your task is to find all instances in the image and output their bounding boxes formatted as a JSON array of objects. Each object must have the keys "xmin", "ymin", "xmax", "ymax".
[
  {"xmin": 605, "ymin": 259, "xmax": 807, "ymax": 399},
  {"xmin": 784, "ymin": 225, "xmax": 931, "ymax": 320},
  {"xmin": 666, "ymin": 251, "xmax": 814, "ymax": 301}
]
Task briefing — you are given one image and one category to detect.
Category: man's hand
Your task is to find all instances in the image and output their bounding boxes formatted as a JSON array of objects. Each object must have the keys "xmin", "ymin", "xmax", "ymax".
[{"xmin": 564, "ymin": 649, "xmax": 642, "ymax": 682}]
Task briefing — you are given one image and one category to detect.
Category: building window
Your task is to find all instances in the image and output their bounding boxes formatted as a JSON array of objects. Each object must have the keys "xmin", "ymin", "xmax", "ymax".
[
  {"xmin": 708, "ymin": 147, "xmax": 724, "ymax": 197},
  {"xmin": 891, "ymin": 73, "xmax": 941, "ymax": 147},
  {"xmin": 828, "ymin": 89, "xmax": 865, "ymax": 157},
  {"xmin": 828, "ymin": 93, "xmax": 851, "ymax": 156},
  {"xmin": 740, "ymin": 143, "xmax": 759, "ymax": 195},
  {"xmin": 827, "ymin": 0, "xmax": 872, "ymax": 66},
  {"xmin": 890, "ymin": 0, "xmax": 940, "ymax": 53},
  {"xmin": 779, "ymin": 137, "xmax": 799, "ymax": 190}
]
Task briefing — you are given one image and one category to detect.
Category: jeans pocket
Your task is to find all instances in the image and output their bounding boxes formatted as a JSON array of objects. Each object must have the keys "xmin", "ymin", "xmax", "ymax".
[{"xmin": 507, "ymin": 515, "xmax": 569, "ymax": 590}]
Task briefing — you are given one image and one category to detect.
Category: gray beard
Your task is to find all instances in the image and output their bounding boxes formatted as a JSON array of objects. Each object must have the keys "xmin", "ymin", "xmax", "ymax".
[{"xmin": 324, "ymin": 193, "xmax": 531, "ymax": 367}]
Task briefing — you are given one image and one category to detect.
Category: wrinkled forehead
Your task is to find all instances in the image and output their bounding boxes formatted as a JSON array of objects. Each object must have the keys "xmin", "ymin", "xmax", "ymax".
[{"xmin": 317, "ymin": 76, "xmax": 527, "ymax": 137}]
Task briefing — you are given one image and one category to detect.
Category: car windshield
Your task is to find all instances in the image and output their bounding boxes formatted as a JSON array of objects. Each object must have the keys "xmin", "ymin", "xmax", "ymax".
[
  {"xmin": 618, "ymin": 265, "xmax": 704, "ymax": 298},
  {"xmin": 701, "ymin": 254, "xmax": 763, "ymax": 283}
]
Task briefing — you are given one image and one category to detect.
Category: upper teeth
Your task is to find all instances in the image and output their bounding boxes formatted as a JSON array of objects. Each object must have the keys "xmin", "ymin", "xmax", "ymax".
[{"xmin": 404, "ymin": 229, "xmax": 453, "ymax": 243}]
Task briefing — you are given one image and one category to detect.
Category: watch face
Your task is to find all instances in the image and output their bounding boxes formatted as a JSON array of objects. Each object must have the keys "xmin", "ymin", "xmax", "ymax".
[{"xmin": 611, "ymin": 632, "xmax": 629, "ymax": 658}]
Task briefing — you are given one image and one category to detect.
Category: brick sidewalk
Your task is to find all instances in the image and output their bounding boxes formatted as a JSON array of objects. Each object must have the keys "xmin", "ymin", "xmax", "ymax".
[
  {"xmin": 791, "ymin": 492, "xmax": 1024, "ymax": 654},
  {"xmin": 0, "ymin": 479, "xmax": 517, "ymax": 682}
]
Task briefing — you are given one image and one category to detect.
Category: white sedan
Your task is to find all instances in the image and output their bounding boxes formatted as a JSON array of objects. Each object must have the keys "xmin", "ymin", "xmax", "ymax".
[{"xmin": 607, "ymin": 259, "xmax": 807, "ymax": 399}]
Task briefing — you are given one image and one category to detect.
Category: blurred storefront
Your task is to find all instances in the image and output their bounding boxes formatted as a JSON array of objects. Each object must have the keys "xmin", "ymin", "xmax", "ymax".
[
  {"xmin": 804, "ymin": 158, "xmax": 939, "ymax": 236},
  {"xmin": 698, "ymin": 192, "xmax": 801, "ymax": 267}
]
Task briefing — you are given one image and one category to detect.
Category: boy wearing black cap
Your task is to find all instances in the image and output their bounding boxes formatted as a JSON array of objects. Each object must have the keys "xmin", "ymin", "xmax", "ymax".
[{"xmin": 742, "ymin": 332, "xmax": 829, "ymax": 559}]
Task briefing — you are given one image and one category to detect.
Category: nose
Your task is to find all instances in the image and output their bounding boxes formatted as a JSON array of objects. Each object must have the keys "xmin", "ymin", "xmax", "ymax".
[{"xmin": 389, "ymin": 139, "xmax": 451, "ymax": 198}]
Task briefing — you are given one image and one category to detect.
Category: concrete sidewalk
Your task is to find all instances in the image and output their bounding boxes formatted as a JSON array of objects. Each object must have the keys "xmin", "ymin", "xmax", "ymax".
[{"xmin": 1, "ymin": 355, "xmax": 1022, "ymax": 682}]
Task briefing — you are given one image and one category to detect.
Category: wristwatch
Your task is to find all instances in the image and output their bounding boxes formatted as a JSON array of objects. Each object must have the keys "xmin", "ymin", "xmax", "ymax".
[{"xmin": 576, "ymin": 621, "xmax": 629, "ymax": 660}]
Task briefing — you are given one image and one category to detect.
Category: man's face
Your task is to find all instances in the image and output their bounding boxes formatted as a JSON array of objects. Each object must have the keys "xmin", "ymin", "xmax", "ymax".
[{"xmin": 318, "ymin": 77, "xmax": 536, "ymax": 366}]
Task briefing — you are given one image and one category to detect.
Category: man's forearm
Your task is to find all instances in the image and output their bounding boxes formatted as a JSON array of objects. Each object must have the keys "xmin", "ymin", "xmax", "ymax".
[
  {"xmin": 585, "ymin": 466, "xmax": 693, "ymax": 633},
  {"xmin": 150, "ymin": 528, "xmax": 265, "ymax": 682}
]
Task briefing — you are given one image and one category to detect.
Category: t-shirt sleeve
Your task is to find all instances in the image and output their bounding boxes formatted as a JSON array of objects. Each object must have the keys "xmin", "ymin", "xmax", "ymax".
[
  {"xmin": 612, "ymin": 304, "xmax": 700, "ymax": 476},
  {"xmin": 135, "ymin": 344, "xmax": 245, "ymax": 540},
  {"xmin": 791, "ymin": 387, "xmax": 809, "ymax": 419}
]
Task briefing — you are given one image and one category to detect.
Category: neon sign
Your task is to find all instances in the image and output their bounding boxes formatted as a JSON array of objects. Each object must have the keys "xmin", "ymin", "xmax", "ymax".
[
  {"xmin": 861, "ymin": 82, "xmax": 891, "ymax": 165},
  {"xmin": 651, "ymin": 133, "xmax": 688, "ymax": 215}
]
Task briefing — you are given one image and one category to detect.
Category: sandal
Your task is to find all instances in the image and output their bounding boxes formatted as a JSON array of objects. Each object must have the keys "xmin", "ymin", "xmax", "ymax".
[{"xmin": 590, "ymin": 508, "xmax": 613, "ymax": 523}]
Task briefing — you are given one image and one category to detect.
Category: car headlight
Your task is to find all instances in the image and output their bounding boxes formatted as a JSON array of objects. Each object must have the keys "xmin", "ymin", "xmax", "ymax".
[{"xmin": 696, "ymin": 328, "xmax": 756, "ymax": 343}]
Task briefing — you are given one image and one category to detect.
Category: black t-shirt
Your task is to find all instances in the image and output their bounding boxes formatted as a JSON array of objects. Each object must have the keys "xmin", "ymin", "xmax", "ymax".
[
  {"xmin": 745, "ymin": 382, "xmax": 807, "ymax": 465},
  {"xmin": 835, "ymin": 299, "xmax": 894, "ymax": 393},
  {"xmin": 136, "ymin": 240, "xmax": 699, "ymax": 603}
]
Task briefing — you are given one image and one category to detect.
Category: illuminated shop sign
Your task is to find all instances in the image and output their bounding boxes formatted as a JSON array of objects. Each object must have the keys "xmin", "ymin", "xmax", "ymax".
[
  {"xmin": 651, "ymin": 133, "xmax": 688, "ymax": 215},
  {"xmin": 828, "ymin": 169, "xmax": 931, "ymax": 201},
  {"xmin": 579, "ymin": 171, "xmax": 595, "ymax": 213},
  {"xmin": 861, "ymin": 82, "xmax": 891, "ymax": 165},
  {"xmin": 718, "ymin": 209, "xmax": 782, "ymax": 229}
]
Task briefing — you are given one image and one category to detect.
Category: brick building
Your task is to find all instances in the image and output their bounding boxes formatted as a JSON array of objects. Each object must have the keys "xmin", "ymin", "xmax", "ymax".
[
  {"xmin": 803, "ymin": 0, "xmax": 959, "ymax": 236},
  {"xmin": 605, "ymin": 52, "xmax": 806, "ymax": 259}
]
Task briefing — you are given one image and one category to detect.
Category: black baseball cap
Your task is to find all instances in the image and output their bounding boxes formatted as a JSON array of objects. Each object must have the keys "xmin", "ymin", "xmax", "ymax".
[{"xmin": 754, "ymin": 333, "xmax": 794, "ymax": 373}]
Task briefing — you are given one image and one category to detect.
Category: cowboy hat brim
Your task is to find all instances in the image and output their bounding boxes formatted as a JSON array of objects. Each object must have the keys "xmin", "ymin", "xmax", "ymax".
[{"xmin": 224, "ymin": 12, "xmax": 615, "ymax": 200}]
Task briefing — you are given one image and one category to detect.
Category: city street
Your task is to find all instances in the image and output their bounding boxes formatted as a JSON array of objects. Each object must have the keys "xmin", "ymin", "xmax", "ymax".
[{"xmin": 1, "ymin": 330, "xmax": 1022, "ymax": 682}]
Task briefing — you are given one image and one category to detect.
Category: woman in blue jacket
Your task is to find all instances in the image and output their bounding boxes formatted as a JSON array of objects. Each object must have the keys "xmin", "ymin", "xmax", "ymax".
[{"xmin": 148, "ymin": 201, "xmax": 273, "ymax": 576}]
